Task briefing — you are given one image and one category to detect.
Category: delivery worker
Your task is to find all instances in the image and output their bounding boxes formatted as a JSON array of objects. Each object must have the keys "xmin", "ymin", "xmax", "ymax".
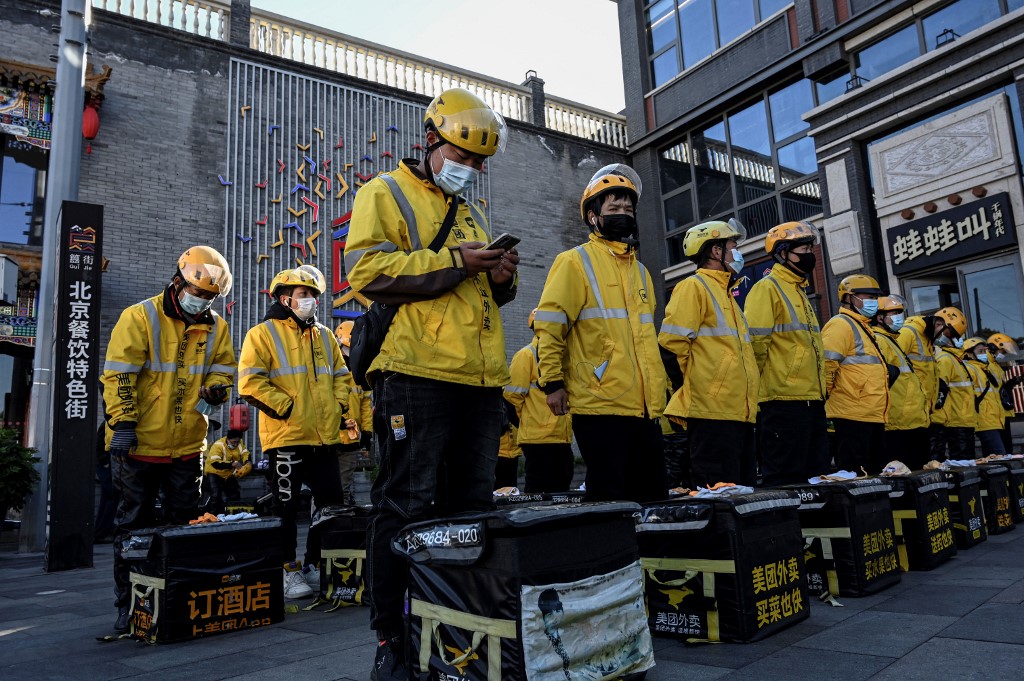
[
  {"xmin": 335, "ymin": 320, "xmax": 373, "ymax": 504},
  {"xmin": 873, "ymin": 296, "xmax": 931, "ymax": 470},
  {"xmin": 102, "ymin": 246, "xmax": 235, "ymax": 632},
  {"xmin": 898, "ymin": 310, "xmax": 948, "ymax": 416},
  {"xmin": 821, "ymin": 274, "xmax": 889, "ymax": 474},
  {"xmin": 238, "ymin": 267, "xmax": 352, "ymax": 600},
  {"xmin": 930, "ymin": 307, "xmax": 974, "ymax": 460},
  {"xmin": 345, "ymin": 88, "xmax": 517, "ymax": 681},
  {"xmin": 660, "ymin": 219, "xmax": 759, "ymax": 487},
  {"xmin": 964, "ymin": 337, "xmax": 1006, "ymax": 456},
  {"xmin": 200, "ymin": 429, "xmax": 252, "ymax": 514},
  {"xmin": 494, "ymin": 406, "xmax": 523, "ymax": 489},
  {"xmin": 503, "ymin": 309, "xmax": 574, "ymax": 492},
  {"xmin": 744, "ymin": 221, "xmax": 828, "ymax": 485},
  {"xmin": 535, "ymin": 164, "xmax": 667, "ymax": 502},
  {"xmin": 988, "ymin": 333, "xmax": 1021, "ymax": 452}
]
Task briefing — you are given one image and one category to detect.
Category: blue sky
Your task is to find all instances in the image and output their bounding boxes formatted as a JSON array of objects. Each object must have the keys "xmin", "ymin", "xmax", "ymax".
[{"xmin": 251, "ymin": 0, "xmax": 626, "ymax": 113}]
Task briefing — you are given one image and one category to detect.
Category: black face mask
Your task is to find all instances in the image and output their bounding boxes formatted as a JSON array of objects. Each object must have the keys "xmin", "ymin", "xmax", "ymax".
[
  {"xmin": 789, "ymin": 251, "xmax": 816, "ymax": 274},
  {"xmin": 596, "ymin": 213, "xmax": 637, "ymax": 240}
]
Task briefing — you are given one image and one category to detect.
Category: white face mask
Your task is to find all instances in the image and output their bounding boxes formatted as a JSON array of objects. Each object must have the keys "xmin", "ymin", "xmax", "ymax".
[
  {"xmin": 290, "ymin": 296, "xmax": 317, "ymax": 321},
  {"xmin": 976, "ymin": 353, "xmax": 989, "ymax": 363},
  {"xmin": 953, "ymin": 336, "xmax": 965, "ymax": 349},
  {"xmin": 888, "ymin": 313, "xmax": 905, "ymax": 331},
  {"xmin": 728, "ymin": 248, "xmax": 744, "ymax": 274},
  {"xmin": 227, "ymin": 441, "xmax": 239, "ymax": 449},
  {"xmin": 996, "ymin": 352, "xmax": 1007, "ymax": 362},
  {"xmin": 434, "ymin": 157, "xmax": 480, "ymax": 195},
  {"xmin": 180, "ymin": 291, "xmax": 212, "ymax": 316}
]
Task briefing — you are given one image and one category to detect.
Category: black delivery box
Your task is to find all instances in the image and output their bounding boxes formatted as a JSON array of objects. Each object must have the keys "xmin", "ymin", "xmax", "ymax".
[
  {"xmin": 943, "ymin": 466, "xmax": 987, "ymax": 549},
  {"xmin": 887, "ymin": 472, "xmax": 956, "ymax": 571}
]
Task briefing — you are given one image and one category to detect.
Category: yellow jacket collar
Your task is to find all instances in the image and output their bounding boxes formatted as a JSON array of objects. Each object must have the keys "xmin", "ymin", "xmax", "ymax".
[
  {"xmin": 398, "ymin": 159, "xmax": 446, "ymax": 195},
  {"xmin": 771, "ymin": 262, "xmax": 809, "ymax": 286},
  {"xmin": 840, "ymin": 306, "xmax": 873, "ymax": 329},
  {"xmin": 588, "ymin": 232, "xmax": 633, "ymax": 258},
  {"xmin": 696, "ymin": 267, "xmax": 734, "ymax": 289}
]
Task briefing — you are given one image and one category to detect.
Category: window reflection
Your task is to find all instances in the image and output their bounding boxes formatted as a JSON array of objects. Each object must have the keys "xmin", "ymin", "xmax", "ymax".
[
  {"xmin": 693, "ymin": 121, "xmax": 733, "ymax": 218},
  {"xmin": 0, "ymin": 137, "xmax": 46, "ymax": 247},
  {"xmin": 854, "ymin": 24, "xmax": 919, "ymax": 81},
  {"xmin": 664, "ymin": 190, "xmax": 695, "ymax": 232},
  {"xmin": 780, "ymin": 179, "xmax": 822, "ymax": 222},
  {"xmin": 653, "ymin": 48, "xmax": 680, "ymax": 87},
  {"xmin": 648, "ymin": 0, "xmax": 676, "ymax": 52},
  {"xmin": 680, "ymin": 0, "xmax": 716, "ymax": 69},
  {"xmin": 769, "ymin": 80, "xmax": 813, "ymax": 141},
  {"xmin": 777, "ymin": 137, "xmax": 817, "ymax": 182},
  {"xmin": 922, "ymin": 0, "xmax": 1000, "ymax": 51},
  {"xmin": 717, "ymin": 0, "xmax": 756, "ymax": 46}
]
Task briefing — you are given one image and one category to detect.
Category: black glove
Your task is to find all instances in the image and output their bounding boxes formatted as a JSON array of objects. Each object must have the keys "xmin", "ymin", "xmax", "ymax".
[
  {"xmin": 934, "ymin": 379, "xmax": 949, "ymax": 410},
  {"xmin": 109, "ymin": 425, "xmax": 137, "ymax": 457},
  {"xmin": 204, "ymin": 384, "xmax": 229, "ymax": 405},
  {"xmin": 360, "ymin": 431, "xmax": 374, "ymax": 451},
  {"xmin": 211, "ymin": 461, "xmax": 234, "ymax": 470},
  {"xmin": 1000, "ymin": 384, "xmax": 1016, "ymax": 410}
]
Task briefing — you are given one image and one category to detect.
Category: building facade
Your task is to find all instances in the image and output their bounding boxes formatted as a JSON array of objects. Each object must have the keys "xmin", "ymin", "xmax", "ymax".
[{"xmin": 617, "ymin": 0, "xmax": 1024, "ymax": 349}]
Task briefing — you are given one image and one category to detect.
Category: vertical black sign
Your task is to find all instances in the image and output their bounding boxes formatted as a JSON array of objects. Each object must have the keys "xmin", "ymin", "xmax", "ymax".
[{"xmin": 48, "ymin": 200, "xmax": 103, "ymax": 571}]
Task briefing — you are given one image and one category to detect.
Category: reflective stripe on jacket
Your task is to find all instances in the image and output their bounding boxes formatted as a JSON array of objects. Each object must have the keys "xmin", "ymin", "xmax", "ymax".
[
  {"xmin": 659, "ymin": 268, "xmax": 759, "ymax": 424},
  {"xmin": 967, "ymin": 359, "xmax": 1004, "ymax": 432},
  {"xmin": 504, "ymin": 338, "xmax": 572, "ymax": 444},
  {"xmin": 238, "ymin": 313, "xmax": 352, "ymax": 450},
  {"xmin": 744, "ymin": 263, "xmax": 826, "ymax": 402},
  {"xmin": 535, "ymin": 234, "xmax": 666, "ymax": 417},
  {"xmin": 204, "ymin": 436, "xmax": 252, "ymax": 479},
  {"xmin": 898, "ymin": 317, "xmax": 939, "ymax": 409},
  {"xmin": 821, "ymin": 308, "xmax": 888, "ymax": 423},
  {"xmin": 933, "ymin": 348, "xmax": 976, "ymax": 428},
  {"xmin": 875, "ymin": 329, "xmax": 930, "ymax": 430},
  {"xmin": 345, "ymin": 160, "xmax": 514, "ymax": 387},
  {"xmin": 101, "ymin": 291, "xmax": 236, "ymax": 459}
]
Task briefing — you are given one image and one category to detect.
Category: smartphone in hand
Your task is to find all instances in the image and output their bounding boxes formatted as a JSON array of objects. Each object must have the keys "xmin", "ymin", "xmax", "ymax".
[{"xmin": 483, "ymin": 233, "xmax": 521, "ymax": 251}]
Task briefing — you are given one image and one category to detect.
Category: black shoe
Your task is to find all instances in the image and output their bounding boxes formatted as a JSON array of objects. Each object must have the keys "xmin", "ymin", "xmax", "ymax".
[
  {"xmin": 370, "ymin": 636, "xmax": 406, "ymax": 681},
  {"xmin": 114, "ymin": 607, "xmax": 129, "ymax": 633}
]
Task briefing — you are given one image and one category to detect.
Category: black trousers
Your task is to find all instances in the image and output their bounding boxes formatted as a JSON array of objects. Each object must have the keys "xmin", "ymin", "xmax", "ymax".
[
  {"xmin": 882, "ymin": 428, "xmax": 931, "ymax": 471},
  {"xmin": 522, "ymin": 443, "xmax": 574, "ymax": 492},
  {"xmin": 759, "ymin": 400, "xmax": 830, "ymax": 486},
  {"xmin": 662, "ymin": 430, "xmax": 691, "ymax": 489},
  {"xmin": 494, "ymin": 456, "xmax": 520, "ymax": 489},
  {"xmin": 265, "ymin": 445, "xmax": 344, "ymax": 566},
  {"xmin": 833, "ymin": 419, "xmax": 886, "ymax": 475},
  {"xmin": 929, "ymin": 424, "xmax": 975, "ymax": 461},
  {"xmin": 687, "ymin": 418, "xmax": 756, "ymax": 488},
  {"xmin": 112, "ymin": 455, "xmax": 200, "ymax": 607},
  {"xmin": 573, "ymin": 414, "xmax": 667, "ymax": 502},
  {"xmin": 199, "ymin": 473, "xmax": 241, "ymax": 515}
]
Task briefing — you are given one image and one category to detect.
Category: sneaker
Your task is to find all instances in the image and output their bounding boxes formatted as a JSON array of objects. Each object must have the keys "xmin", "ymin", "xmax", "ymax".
[
  {"xmin": 302, "ymin": 565, "xmax": 321, "ymax": 592},
  {"xmin": 371, "ymin": 637, "xmax": 407, "ymax": 681},
  {"xmin": 283, "ymin": 563, "xmax": 314, "ymax": 599},
  {"xmin": 114, "ymin": 606, "xmax": 129, "ymax": 633}
]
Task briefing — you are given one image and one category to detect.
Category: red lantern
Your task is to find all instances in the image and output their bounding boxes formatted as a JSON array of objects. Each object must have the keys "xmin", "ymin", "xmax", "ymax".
[
  {"xmin": 229, "ymin": 400, "xmax": 250, "ymax": 432},
  {"xmin": 82, "ymin": 105, "xmax": 100, "ymax": 154}
]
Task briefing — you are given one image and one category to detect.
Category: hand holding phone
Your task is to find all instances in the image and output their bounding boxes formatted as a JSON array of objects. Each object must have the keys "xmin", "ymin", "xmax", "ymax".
[{"xmin": 483, "ymin": 233, "xmax": 521, "ymax": 251}]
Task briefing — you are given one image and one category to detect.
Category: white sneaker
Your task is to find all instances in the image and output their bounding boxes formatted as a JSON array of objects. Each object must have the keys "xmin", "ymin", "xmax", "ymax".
[
  {"xmin": 302, "ymin": 566, "xmax": 321, "ymax": 592},
  {"xmin": 284, "ymin": 569, "xmax": 314, "ymax": 599}
]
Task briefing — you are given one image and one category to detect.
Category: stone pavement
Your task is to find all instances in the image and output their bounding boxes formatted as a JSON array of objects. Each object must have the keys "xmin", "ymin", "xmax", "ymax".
[{"xmin": 1, "ymin": 527, "xmax": 1022, "ymax": 680}]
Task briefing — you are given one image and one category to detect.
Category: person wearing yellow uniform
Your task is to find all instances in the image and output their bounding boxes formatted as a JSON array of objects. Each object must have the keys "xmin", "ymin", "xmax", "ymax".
[
  {"xmin": 102, "ymin": 246, "xmax": 235, "ymax": 633},
  {"xmin": 988, "ymin": 333, "xmax": 1021, "ymax": 452},
  {"xmin": 821, "ymin": 274, "xmax": 889, "ymax": 474},
  {"xmin": 964, "ymin": 338, "xmax": 1006, "ymax": 456},
  {"xmin": 344, "ymin": 89, "xmax": 517, "ymax": 679},
  {"xmin": 660, "ymin": 219, "xmax": 759, "ymax": 487},
  {"xmin": 536, "ymin": 164, "xmax": 667, "ymax": 502},
  {"xmin": 898, "ymin": 312, "xmax": 950, "ymax": 416},
  {"xmin": 494, "ymin": 412, "xmax": 523, "ymax": 489},
  {"xmin": 335, "ymin": 320, "xmax": 373, "ymax": 504},
  {"xmin": 504, "ymin": 310, "xmax": 574, "ymax": 492},
  {"xmin": 744, "ymin": 221, "xmax": 828, "ymax": 485},
  {"xmin": 238, "ymin": 267, "xmax": 353, "ymax": 600},
  {"xmin": 930, "ymin": 307, "xmax": 974, "ymax": 461},
  {"xmin": 200, "ymin": 429, "xmax": 252, "ymax": 514},
  {"xmin": 873, "ymin": 296, "xmax": 931, "ymax": 470}
]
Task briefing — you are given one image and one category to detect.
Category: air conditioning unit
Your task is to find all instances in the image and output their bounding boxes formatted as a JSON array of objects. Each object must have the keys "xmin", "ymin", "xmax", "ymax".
[{"xmin": 0, "ymin": 255, "xmax": 20, "ymax": 307}]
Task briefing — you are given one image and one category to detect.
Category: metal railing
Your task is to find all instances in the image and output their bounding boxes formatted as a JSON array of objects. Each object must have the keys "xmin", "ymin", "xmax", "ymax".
[{"xmin": 91, "ymin": 0, "xmax": 627, "ymax": 147}]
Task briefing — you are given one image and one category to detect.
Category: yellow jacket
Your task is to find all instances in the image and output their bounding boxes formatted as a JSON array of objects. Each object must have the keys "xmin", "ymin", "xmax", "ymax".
[
  {"xmin": 874, "ymin": 328, "xmax": 929, "ymax": 430},
  {"xmin": 535, "ymin": 234, "xmax": 666, "ymax": 418},
  {"xmin": 345, "ymin": 161, "xmax": 515, "ymax": 387},
  {"xmin": 822, "ymin": 308, "xmax": 889, "ymax": 423},
  {"xmin": 933, "ymin": 348, "xmax": 976, "ymax": 428},
  {"xmin": 990, "ymin": 361, "xmax": 1016, "ymax": 419},
  {"xmin": 744, "ymin": 264, "xmax": 826, "ymax": 402},
  {"xmin": 898, "ymin": 317, "xmax": 938, "ymax": 409},
  {"xmin": 339, "ymin": 380, "xmax": 374, "ymax": 446},
  {"xmin": 102, "ymin": 290, "xmax": 236, "ymax": 459},
  {"xmin": 504, "ymin": 338, "xmax": 572, "ymax": 444},
  {"xmin": 967, "ymin": 358, "xmax": 1004, "ymax": 432},
  {"xmin": 204, "ymin": 436, "xmax": 252, "ymax": 479},
  {"xmin": 238, "ymin": 306, "xmax": 353, "ymax": 451},
  {"xmin": 660, "ymin": 268, "xmax": 759, "ymax": 424},
  {"xmin": 498, "ymin": 423, "xmax": 522, "ymax": 459}
]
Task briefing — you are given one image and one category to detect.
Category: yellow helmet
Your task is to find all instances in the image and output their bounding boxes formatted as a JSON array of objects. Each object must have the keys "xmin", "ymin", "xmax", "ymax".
[
  {"xmin": 877, "ymin": 294, "xmax": 908, "ymax": 314},
  {"xmin": 177, "ymin": 246, "xmax": 232, "ymax": 296},
  {"xmin": 295, "ymin": 264, "xmax": 327, "ymax": 295},
  {"xmin": 269, "ymin": 268, "xmax": 324, "ymax": 297},
  {"xmin": 682, "ymin": 219, "xmax": 746, "ymax": 261},
  {"xmin": 335, "ymin": 320, "xmax": 354, "ymax": 348},
  {"xmin": 837, "ymin": 274, "xmax": 883, "ymax": 301},
  {"xmin": 962, "ymin": 337, "xmax": 987, "ymax": 354},
  {"xmin": 765, "ymin": 221, "xmax": 819, "ymax": 254},
  {"xmin": 934, "ymin": 306, "xmax": 967, "ymax": 337},
  {"xmin": 424, "ymin": 88, "xmax": 507, "ymax": 157},
  {"xmin": 527, "ymin": 308, "xmax": 538, "ymax": 330},
  {"xmin": 579, "ymin": 164, "xmax": 642, "ymax": 224},
  {"xmin": 988, "ymin": 332, "xmax": 1020, "ymax": 357}
]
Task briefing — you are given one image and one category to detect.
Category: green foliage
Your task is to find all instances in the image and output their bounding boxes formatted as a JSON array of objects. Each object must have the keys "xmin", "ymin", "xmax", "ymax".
[{"xmin": 0, "ymin": 428, "xmax": 40, "ymax": 514}]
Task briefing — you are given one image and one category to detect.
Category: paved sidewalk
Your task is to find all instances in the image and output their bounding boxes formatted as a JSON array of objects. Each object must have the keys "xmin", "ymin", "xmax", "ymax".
[{"xmin": 1, "ymin": 528, "xmax": 1022, "ymax": 680}]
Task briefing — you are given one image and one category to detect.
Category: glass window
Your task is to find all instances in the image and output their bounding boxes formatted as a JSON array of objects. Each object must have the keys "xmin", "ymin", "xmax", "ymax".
[
  {"xmin": 667, "ymin": 233, "xmax": 688, "ymax": 266},
  {"xmin": 923, "ymin": 0, "xmax": 1001, "ymax": 51},
  {"xmin": 693, "ymin": 120, "xmax": 733, "ymax": 218},
  {"xmin": 739, "ymin": 197, "xmax": 779, "ymax": 238},
  {"xmin": 963, "ymin": 264, "xmax": 1024, "ymax": 339},
  {"xmin": 1010, "ymin": 0, "xmax": 1024, "ymax": 10},
  {"xmin": 777, "ymin": 136, "xmax": 817, "ymax": 181},
  {"xmin": 759, "ymin": 0, "xmax": 791, "ymax": 18},
  {"xmin": 660, "ymin": 139, "xmax": 693, "ymax": 193},
  {"xmin": 728, "ymin": 99, "xmax": 770, "ymax": 158},
  {"xmin": 0, "ymin": 138, "xmax": 46, "ymax": 246},
  {"xmin": 652, "ymin": 47, "xmax": 680, "ymax": 87},
  {"xmin": 664, "ymin": 190, "xmax": 695, "ymax": 233},
  {"xmin": 648, "ymin": 0, "xmax": 677, "ymax": 52},
  {"xmin": 780, "ymin": 179, "xmax": 822, "ymax": 222},
  {"xmin": 716, "ymin": 0, "xmax": 756, "ymax": 46},
  {"xmin": 680, "ymin": 0, "xmax": 717, "ymax": 69},
  {"xmin": 769, "ymin": 80, "xmax": 813, "ymax": 142},
  {"xmin": 815, "ymin": 72, "xmax": 849, "ymax": 104},
  {"xmin": 855, "ymin": 24, "xmax": 920, "ymax": 81}
]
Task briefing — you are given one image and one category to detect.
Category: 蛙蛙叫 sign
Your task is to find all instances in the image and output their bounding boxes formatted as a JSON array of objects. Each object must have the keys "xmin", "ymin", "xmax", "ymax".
[{"xmin": 886, "ymin": 192, "xmax": 1017, "ymax": 276}]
